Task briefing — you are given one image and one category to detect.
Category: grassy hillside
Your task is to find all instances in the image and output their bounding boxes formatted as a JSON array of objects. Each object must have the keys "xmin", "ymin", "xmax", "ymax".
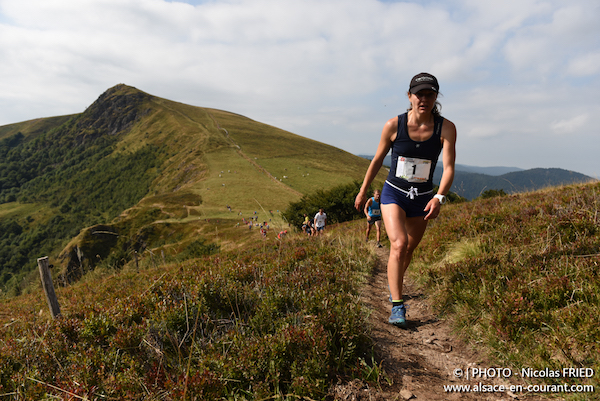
[
  {"xmin": 412, "ymin": 181, "xmax": 599, "ymax": 397},
  {"xmin": 0, "ymin": 228, "xmax": 378, "ymax": 399},
  {"xmin": 0, "ymin": 84, "xmax": 384, "ymax": 296},
  {"xmin": 0, "ymin": 115, "xmax": 75, "ymax": 141},
  {"xmin": 0, "ymin": 181, "xmax": 597, "ymax": 399}
]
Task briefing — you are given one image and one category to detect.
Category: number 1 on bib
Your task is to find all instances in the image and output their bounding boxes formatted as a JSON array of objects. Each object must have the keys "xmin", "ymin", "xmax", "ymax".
[{"xmin": 396, "ymin": 157, "xmax": 432, "ymax": 183}]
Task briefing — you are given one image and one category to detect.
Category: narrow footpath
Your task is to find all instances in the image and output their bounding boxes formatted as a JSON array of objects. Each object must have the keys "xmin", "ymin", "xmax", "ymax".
[{"xmin": 329, "ymin": 245, "xmax": 556, "ymax": 401}]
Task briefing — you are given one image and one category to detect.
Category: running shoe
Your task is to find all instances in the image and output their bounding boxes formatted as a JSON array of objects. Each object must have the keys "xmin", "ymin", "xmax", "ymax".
[{"xmin": 388, "ymin": 304, "xmax": 407, "ymax": 328}]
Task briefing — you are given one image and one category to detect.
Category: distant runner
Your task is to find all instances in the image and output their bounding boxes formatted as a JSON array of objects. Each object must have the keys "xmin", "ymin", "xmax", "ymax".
[
  {"xmin": 314, "ymin": 208, "xmax": 327, "ymax": 235},
  {"xmin": 364, "ymin": 189, "xmax": 383, "ymax": 247},
  {"xmin": 302, "ymin": 214, "xmax": 311, "ymax": 235}
]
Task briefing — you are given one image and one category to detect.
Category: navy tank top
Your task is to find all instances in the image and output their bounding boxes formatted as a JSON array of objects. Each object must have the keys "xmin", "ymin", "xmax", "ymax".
[{"xmin": 386, "ymin": 113, "xmax": 444, "ymax": 193}]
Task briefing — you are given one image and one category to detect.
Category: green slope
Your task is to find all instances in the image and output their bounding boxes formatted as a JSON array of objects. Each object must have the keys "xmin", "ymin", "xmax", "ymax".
[
  {"xmin": 0, "ymin": 84, "xmax": 383, "ymax": 294},
  {"xmin": 0, "ymin": 115, "xmax": 76, "ymax": 141}
]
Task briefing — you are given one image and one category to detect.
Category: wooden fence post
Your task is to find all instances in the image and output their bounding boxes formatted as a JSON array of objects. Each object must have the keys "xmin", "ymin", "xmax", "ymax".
[{"xmin": 37, "ymin": 256, "xmax": 61, "ymax": 318}]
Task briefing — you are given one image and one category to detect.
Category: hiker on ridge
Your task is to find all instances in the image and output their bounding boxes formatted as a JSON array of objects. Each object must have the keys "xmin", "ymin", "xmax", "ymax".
[{"xmin": 354, "ymin": 72, "xmax": 457, "ymax": 328}]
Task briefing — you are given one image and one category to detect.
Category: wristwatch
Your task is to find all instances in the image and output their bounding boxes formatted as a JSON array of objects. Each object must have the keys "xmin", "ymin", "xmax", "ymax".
[{"xmin": 433, "ymin": 194, "xmax": 446, "ymax": 204}]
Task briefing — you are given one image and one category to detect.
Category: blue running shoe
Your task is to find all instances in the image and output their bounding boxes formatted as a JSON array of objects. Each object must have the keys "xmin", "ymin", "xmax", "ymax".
[{"xmin": 388, "ymin": 304, "xmax": 407, "ymax": 328}]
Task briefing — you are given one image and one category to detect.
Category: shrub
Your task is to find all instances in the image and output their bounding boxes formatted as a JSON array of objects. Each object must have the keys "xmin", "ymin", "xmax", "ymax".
[
  {"xmin": 478, "ymin": 188, "xmax": 507, "ymax": 199},
  {"xmin": 283, "ymin": 181, "xmax": 365, "ymax": 228}
]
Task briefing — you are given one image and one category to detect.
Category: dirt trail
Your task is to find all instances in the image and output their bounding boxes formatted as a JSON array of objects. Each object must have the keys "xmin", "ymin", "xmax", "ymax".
[{"xmin": 330, "ymin": 246, "xmax": 557, "ymax": 401}]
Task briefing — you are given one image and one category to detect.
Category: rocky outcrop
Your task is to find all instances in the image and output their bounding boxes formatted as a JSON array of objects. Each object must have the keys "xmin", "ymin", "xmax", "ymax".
[{"xmin": 73, "ymin": 84, "xmax": 152, "ymax": 144}]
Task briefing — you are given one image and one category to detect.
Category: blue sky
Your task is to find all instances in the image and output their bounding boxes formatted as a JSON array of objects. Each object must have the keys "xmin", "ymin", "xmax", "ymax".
[{"xmin": 1, "ymin": 0, "xmax": 599, "ymax": 177}]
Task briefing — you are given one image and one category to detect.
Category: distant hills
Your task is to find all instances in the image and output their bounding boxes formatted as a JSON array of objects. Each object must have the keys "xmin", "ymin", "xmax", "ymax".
[
  {"xmin": 358, "ymin": 155, "xmax": 595, "ymax": 200},
  {"xmin": 450, "ymin": 164, "xmax": 524, "ymax": 176},
  {"xmin": 435, "ymin": 167, "xmax": 594, "ymax": 200}
]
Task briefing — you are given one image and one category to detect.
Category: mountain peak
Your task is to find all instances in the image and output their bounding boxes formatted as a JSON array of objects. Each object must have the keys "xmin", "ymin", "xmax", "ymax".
[{"xmin": 75, "ymin": 84, "xmax": 152, "ymax": 139}]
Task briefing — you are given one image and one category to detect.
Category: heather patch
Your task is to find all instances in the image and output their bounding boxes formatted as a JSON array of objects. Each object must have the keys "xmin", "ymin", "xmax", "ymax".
[
  {"xmin": 0, "ymin": 234, "xmax": 376, "ymax": 399},
  {"xmin": 414, "ymin": 183, "xmax": 600, "ymax": 396}
]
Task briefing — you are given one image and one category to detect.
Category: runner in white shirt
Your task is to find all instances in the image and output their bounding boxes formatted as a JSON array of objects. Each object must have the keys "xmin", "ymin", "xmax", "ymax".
[{"xmin": 313, "ymin": 208, "xmax": 327, "ymax": 235}]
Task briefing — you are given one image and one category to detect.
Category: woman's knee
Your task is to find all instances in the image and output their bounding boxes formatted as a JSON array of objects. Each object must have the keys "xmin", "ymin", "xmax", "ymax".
[{"xmin": 389, "ymin": 238, "xmax": 408, "ymax": 256}]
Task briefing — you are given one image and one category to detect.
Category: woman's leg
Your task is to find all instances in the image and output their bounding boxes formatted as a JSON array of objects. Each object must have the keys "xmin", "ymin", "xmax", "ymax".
[
  {"xmin": 404, "ymin": 215, "xmax": 429, "ymax": 271},
  {"xmin": 381, "ymin": 203, "xmax": 407, "ymax": 302},
  {"xmin": 381, "ymin": 204, "xmax": 428, "ymax": 301}
]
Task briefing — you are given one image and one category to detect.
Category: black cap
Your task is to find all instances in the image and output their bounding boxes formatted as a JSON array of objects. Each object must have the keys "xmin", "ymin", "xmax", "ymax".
[{"xmin": 409, "ymin": 72, "xmax": 439, "ymax": 94}]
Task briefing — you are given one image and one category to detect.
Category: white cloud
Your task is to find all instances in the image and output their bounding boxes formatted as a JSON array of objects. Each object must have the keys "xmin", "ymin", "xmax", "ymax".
[
  {"xmin": 550, "ymin": 114, "xmax": 590, "ymax": 135},
  {"xmin": 502, "ymin": 3, "xmax": 600, "ymax": 80},
  {"xmin": 567, "ymin": 52, "xmax": 600, "ymax": 77}
]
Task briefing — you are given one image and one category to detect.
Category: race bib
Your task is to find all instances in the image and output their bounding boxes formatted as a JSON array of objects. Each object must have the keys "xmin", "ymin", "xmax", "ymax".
[
  {"xmin": 396, "ymin": 157, "xmax": 432, "ymax": 183},
  {"xmin": 371, "ymin": 208, "xmax": 381, "ymax": 216}
]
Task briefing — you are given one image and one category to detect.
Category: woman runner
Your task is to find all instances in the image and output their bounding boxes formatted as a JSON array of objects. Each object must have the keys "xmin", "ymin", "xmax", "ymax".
[{"xmin": 354, "ymin": 72, "xmax": 457, "ymax": 328}]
